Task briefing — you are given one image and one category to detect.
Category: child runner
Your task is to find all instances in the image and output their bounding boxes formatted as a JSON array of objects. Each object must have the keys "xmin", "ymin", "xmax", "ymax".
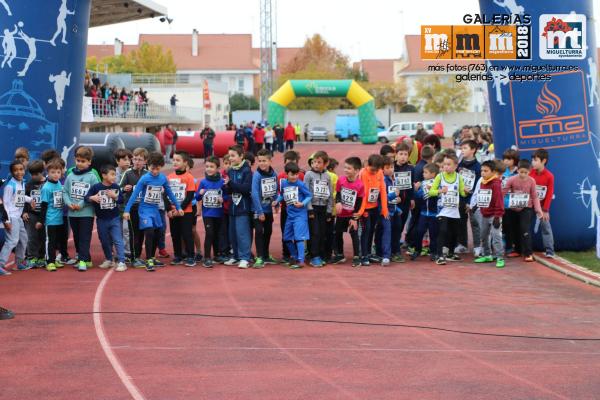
[
  {"xmin": 39, "ymin": 160, "xmax": 67, "ymax": 272},
  {"xmin": 85, "ymin": 165, "xmax": 127, "ymax": 272},
  {"xmin": 251, "ymin": 149, "xmax": 278, "ymax": 268},
  {"xmin": 530, "ymin": 148, "xmax": 555, "ymax": 258},
  {"xmin": 24, "ymin": 160, "xmax": 46, "ymax": 268},
  {"xmin": 411, "ymin": 163, "xmax": 439, "ymax": 261}
]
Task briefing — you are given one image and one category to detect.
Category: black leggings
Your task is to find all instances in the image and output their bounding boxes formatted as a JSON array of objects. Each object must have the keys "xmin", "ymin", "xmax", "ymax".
[
  {"xmin": 45, "ymin": 224, "xmax": 67, "ymax": 263},
  {"xmin": 254, "ymin": 213, "xmax": 274, "ymax": 259},
  {"xmin": 170, "ymin": 213, "xmax": 195, "ymax": 258},
  {"xmin": 144, "ymin": 228, "xmax": 161, "ymax": 260},
  {"xmin": 203, "ymin": 217, "xmax": 222, "ymax": 259},
  {"xmin": 436, "ymin": 216, "xmax": 459, "ymax": 257},
  {"xmin": 517, "ymin": 208, "xmax": 534, "ymax": 256},
  {"xmin": 503, "ymin": 209, "xmax": 521, "ymax": 253},
  {"xmin": 335, "ymin": 217, "xmax": 359, "ymax": 258},
  {"xmin": 128, "ymin": 207, "xmax": 144, "ymax": 259},
  {"xmin": 309, "ymin": 205, "xmax": 328, "ymax": 259}
]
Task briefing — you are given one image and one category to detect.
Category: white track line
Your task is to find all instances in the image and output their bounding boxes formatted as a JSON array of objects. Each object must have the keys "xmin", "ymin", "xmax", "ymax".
[{"xmin": 93, "ymin": 268, "xmax": 147, "ymax": 400}]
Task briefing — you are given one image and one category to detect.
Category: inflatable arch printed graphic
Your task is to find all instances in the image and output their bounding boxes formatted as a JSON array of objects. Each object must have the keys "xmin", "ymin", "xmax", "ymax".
[{"xmin": 268, "ymin": 80, "xmax": 378, "ymax": 144}]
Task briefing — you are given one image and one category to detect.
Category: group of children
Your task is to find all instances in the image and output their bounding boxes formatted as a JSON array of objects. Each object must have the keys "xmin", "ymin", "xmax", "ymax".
[{"xmin": 0, "ymin": 137, "xmax": 555, "ymax": 275}]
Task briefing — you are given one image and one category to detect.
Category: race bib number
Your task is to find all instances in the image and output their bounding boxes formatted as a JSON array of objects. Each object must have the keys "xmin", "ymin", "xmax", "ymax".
[
  {"xmin": 283, "ymin": 186, "xmax": 299, "ymax": 206},
  {"xmin": 144, "ymin": 185, "xmax": 162, "ymax": 205},
  {"xmin": 99, "ymin": 190, "xmax": 117, "ymax": 210},
  {"xmin": 394, "ymin": 171, "xmax": 412, "ymax": 190},
  {"xmin": 70, "ymin": 181, "xmax": 90, "ymax": 201},
  {"xmin": 31, "ymin": 189, "xmax": 41, "ymax": 211},
  {"xmin": 422, "ymin": 179, "xmax": 434, "ymax": 199},
  {"xmin": 261, "ymin": 177, "xmax": 277, "ymax": 200},
  {"xmin": 442, "ymin": 190, "xmax": 459, "ymax": 208},
  {"xmin": 460, "ymin": 169, "xmax": 476, "ymax": 192},
  {"xmin": 508, "ymin": 193, "xmax": 529, "ymax": 209},
  {"xmin": 203, "ymin": 189, "xmax": 222, "ymax": 208},
  {"xmin": 313, "ymin": 179, "xmax": 330, "ymax": 200},
  {"xmin": 536, "ymin": 185, "xmax": 547, "ymax": 201},
  {"xmin": 477, "ymin": 189, "xmax": 492, "ymax": 208},
  {"xmin": 53, "ymin": 190, "xmax": 63, "ymax": 208},
  {"xmin": 169, "ymin": 179, "xmax": 186, "ymax": 202},
  {"xmin": 14, "ymin": 189, "xmax": 25, "ymax": 208},
  {"xmin": 340, "ymin": 187, "xmax": 357, "ymax": 210},
  {"xmin": 388, "ymin": 186, "xmax": 401, "ymax": 204},
  {"xmin": 367, "ymin": 188, "xmax": 380, "ymax": 203},
  {"xmin": 232, "ymin": 193, "xmax": 242, "ymax": 206}
]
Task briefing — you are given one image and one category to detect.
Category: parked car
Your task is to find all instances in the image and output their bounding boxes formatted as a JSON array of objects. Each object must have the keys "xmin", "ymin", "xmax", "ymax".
[
  {"xmin": 308, "ymin": 126, "xmax": 329, "ymax": 141},
  {"xmin": 377, "ymin": 121, "xmax": 444, "ymax": 143},
  {"xmin": 335, "ymin": 114, "xmax": 385, "ymax": 142}
]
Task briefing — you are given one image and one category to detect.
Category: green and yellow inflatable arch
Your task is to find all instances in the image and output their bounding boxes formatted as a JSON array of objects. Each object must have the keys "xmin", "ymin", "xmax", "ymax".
[{"xmin": 268, "ymin": 80, "xmax": 378, "ymax": 144}]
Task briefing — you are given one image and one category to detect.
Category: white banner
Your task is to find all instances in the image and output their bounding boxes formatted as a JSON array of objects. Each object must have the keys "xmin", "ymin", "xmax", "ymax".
[{"xmin": 81, "ymin": 96, "xmax": 94, "ymax": 123}]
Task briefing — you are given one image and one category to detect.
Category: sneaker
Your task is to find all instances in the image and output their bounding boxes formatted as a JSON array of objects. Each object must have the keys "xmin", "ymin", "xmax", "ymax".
[
  {"xmin": 35, "ymin": 259, "xmax": 47, "ymax": 268},
  {"xmin": 84, "ymin": 261, "xmax": 93, "ymax": 269},
  {"xmin": 17, "ymin": 261, "xmax": 32, "ymax": 271},
  {"xmin": 454, "ymin": 245, "xmax": 468, "ymax": 254},
  {"xmin": 132, "ymin": 259, "xmax": 146, "ymax": 268},
  {"xmin": 331, "ymin": 254, "xmax": 346, "ymax": 264},
  {"xmin": 447, "ymin": 254, "xmax": 462, "ymax": 262},
  {"xmin": 361, "ymin": 258, "xmax": 370, "ymax": 267},
  {"xmin": 46, "ymin": 263, "xmax": 57, "ymax": 272},
  {"xmin": 368, "ymin": 255, "xmax": 382, "ymax": 264},
  {"xmin": 406, "ymin": 246, "xmax": 416, "ymax": 256},
  {"xmin": 430, "ymin": 254, "xmax": 437, "ymax": 262},
  {"xmin": 203, "ymin": 259, "xmax": 214, "ymax": 268},
  {"xmin": 544, "ymin": 251, "xmax": 555, "ymax": 259},
  {"xmin": 238, "ymin": 260, "xmax": 249, "ymax": 269},
  {"xmin": 435, "ymin": 257, "xmax": 447, "ymax": 265},
  {"xmin": 420, "ymin": 247, "xmax": 430, "ymax": 256},
  {"xmin": 253, "ymin": 257, "xmax": 265, "ymax": 269},
  {"xmin": 224, "ymin": 258, "xmax": 238, "ymax": 266},
  {"xmin": 152, "ymin": 258, "xmax": 165, "ymax": 267},
  {"xmin": 27, "ymin": 259, "xmax": 38, "ymax": 269},
  {"xmin": 194, "ymin": 253, "xmax": 203, "ymax": 262},
  {"xmin": 281, "ymin": 256, "xmax": 292, "ymax": 265},
  {"xmin": 352, "ymin": 257, "xmax": 361, "ymax": 267},
  {"xmin": 115, "ymin": 262, "xmax": 127, "ymax": 272},
  {"xmin": 99, "ymin": 260, "xmax": 114, "ymax": 269},
  {"xmin": 65, "ymin": 257, "xmax": 77, "ymax": 265},
  {"xmin": 77, "ymin": 261, "xmax": 87, "ymax": 272},
  {"xmin": 289, "ymin": 261, "xmax": 303, "ymax": 269},
  {"xmin": 474, "ymin": 256, "xmax": 494, "ymax": 263},
  {"xmin": 171, "ymin": 257, "xmax": 184, "ymax": 265},
  {"xmin": 496, "ymin": 258, "xmax": 505, "ymax": 268},
  {"xmin": 392, "ymin": 254, "xmax": 405, "ymax": 263},
  {"xmin": 409, "ymin": 252, "xmax": 419, "ymax": 261},
  {"xmin": 524, "ymin": 255, "xmax": 534, "ymax": 262},
  {"xmin": 507, "ymin": 251, "xmax": 521, "ymax": 258},
  {"xmin": 214, "ymin": 255, "xmax": 228, "ymax": 264},
  {"xmin": 310, "ymin": 257, "xmax": 323, "ymax": 268},
  {"xmin": 473, "ymin": 247, "xmax": 483, "ymax": 258},
  {"xmin": 54, "ymin": 259, "xmax": 64, "ymax": 268},
  {"xmin": 0, "ymin": 266, "xmax": 12, "ymax": 276},
  {"xmin": 158, "ymin": 249, "xmax": 169, "ymax": 258},
  {"xmin": 184, "ymin": 258, "xmax": 196, "ymax": 267},
  {"xmin": 146, "ymin": 259, "xmax": 155, "ymax": 272},
  {"xmin": 264, "ymin": 256, "xmax": 278, "ymax": 265},
  {"xmin": 381, "ymin": 258, "xmax": 390, "ymax": 267}
]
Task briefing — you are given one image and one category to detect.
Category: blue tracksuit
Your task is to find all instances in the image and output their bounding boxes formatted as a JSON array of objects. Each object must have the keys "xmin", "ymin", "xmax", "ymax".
[
  {"xmin": 225, "ymin": 161, "xmax": 253, "ymax": 261},
  {"xmin": 251, "ymin": 167, "xmax": 278, "ymax": 216},
  {"xmin": 197, "ymin": 174, "xmax": 227, "ymax": 218},
  {"xmin": 125, "ymin": 173, "xmax": 181, "ymax": 229},
  {"xmin": 276, "ymin": 179, "xmax": 311, "ymax": 241}
]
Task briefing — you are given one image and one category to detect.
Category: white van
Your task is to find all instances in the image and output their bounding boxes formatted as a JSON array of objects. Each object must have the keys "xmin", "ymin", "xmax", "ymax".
[{"xmin": 377, "ymin": 121, "xmax": 444, "ymax": 143}]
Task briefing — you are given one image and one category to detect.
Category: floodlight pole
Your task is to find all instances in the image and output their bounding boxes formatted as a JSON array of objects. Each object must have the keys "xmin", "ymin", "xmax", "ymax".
[{"xmin": 260, "ymin": 0, "xmax": 277, "ymax": 122}]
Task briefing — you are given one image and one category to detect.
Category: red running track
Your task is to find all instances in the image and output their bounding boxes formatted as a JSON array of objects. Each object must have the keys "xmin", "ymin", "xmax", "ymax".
[{"xmin": 1, "ymin": 143, "xmax": 600, "ymax": 400}]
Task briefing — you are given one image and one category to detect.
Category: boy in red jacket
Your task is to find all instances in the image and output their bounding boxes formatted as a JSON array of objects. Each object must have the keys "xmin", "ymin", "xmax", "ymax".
[
  {"xmin": 475, "ymin": 160, "xmax": 505, "ymax": 268},
  {"xmin": 529, "ymin": 148, "xmax": 555, "ymax": 258}
]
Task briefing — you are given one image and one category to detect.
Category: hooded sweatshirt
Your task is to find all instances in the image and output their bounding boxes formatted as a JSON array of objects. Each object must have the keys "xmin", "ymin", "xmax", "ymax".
[
  {"xmin": 197, "ymin": 173, "xmax": 227, "ymax": 218},
  {"xmin": 357, "ymin": 168, "xmax": 388, "ymax": 218},
  {"xmin": 477, "ymin": 176, "xmax": 504, "ymax": 218},
  {"xmin": 3, "ymin": 177, "xmax": 31, "ymax": 221},
  {"xmin": 63, "ymin": 166, "xmax": 100, "ymax": 218},
  {"xmin": 252, "ymin": 167, "xmax": 278, "ymax": 215},
  {"xmin": 304, "ymin": 168, "xmax": 333, "ymax": 213},
  {"xmin": 458, "ymin": 157, "xmax": 481, "ymax": 200},
  {"xmin": 503, "ymin": 175, "xmax": 542, "ymax": 213},
  {"xmin": 225, "ymin": 160, "xmax": 252, "ymax": 216}
]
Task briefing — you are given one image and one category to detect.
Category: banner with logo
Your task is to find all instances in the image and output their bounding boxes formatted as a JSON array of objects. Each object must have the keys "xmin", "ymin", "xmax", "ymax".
[
  {"xmin": 480, "ymin": 0, "xmax": 600, "ymax": 251},
  {"xmin": 0, "ymin": 0, "xmax": 91, "ymax": 167}
]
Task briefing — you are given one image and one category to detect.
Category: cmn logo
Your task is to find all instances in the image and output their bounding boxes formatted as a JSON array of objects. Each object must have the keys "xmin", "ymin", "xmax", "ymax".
[{"xmin": 539, "ymin": 14, "xmax": 586, "ymax": 59}]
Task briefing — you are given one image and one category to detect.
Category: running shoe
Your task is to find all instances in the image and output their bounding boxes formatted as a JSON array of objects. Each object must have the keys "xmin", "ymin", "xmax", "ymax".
[
  {"xmin": 351, "ymin": 257, "xmax": 361, "ymax": 267},
  {"xmin": 224, "ymin": 258, "xmax": 239, "ymax": 266},
  {"xmin": 115, "ymin": 262, "xmax": 127, "ymax": 272},
  {"xmin": 238, "ymin": 260, "xmax": 250, "ymax": 269},
  {"xmin": 184, "ymin": 258, "xmax": 196, "ymax": 267},
  {"xmin": 264, "ymin": 256, "xmax": 278, "ymax": 265},
  {"xmin": 496, "ymin": 258, "xmax": 505, "ymax": 268},
  {"xmin": 435, "ymin": 257, "xmax": 447, "ymax": 265},
  {"xmin": 203, "ymin": 259, "xmax": 214, "ymax": 268},
  {"xmin": 77, "ymin": 261, "xmax": 87, "ymax": 272},
  {"xmin": 99, "ymin": 260, "xmax": 114, "ymax": 269},
  {"xmin": 310, "ymin": 257, "xmax": 323, "ymax": 268},
  {"xmin": 524, "ymin": 255, "xmax": 534, "ymax": 262},
  {"xmin": 474, "ymin": 256, "xmax": 494, "ymax": 263},
  {"xmin": 0, "ymin": 266, "xmax": 12, "ymax": 276},
  {"xmin": 171, "ymin": 257, "xmax": 183, "ymax": 265},
  {"xmin": 46, "ymin": 263, "xmax": 57, "ymax": 272},
  {"xmin": 253, "ymin": 258, "xmax": 265, "ymax": 269},
  {"xmin": 132, "ymin": 259, "xmax": 146, "ymax": 268},
  {"xmin": 381, "ymin": 258, "xmax": 390, "ymax": 267}
]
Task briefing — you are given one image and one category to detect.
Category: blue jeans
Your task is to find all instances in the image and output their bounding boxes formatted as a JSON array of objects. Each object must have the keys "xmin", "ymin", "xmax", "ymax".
[
  {"xmin": 229, "ymin": 214, "xmax": 251, "ymax": 261},
  {"xmin": 374, "ymin": 214, "xmax": 391, "ymax": 259},
  {"xmin": 97, "ymin": 216, "xmax": 125, "ymax": 263}
]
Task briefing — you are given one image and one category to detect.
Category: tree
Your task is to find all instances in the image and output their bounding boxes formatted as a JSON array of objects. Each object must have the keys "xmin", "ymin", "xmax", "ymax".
[
  {"xmin": 412, "ymin": 76, "xmax": 470, "ymax": 113},
  {"xmin": 400, "ymin": 104, "xmax": 418, "ymax": 113},
  {"xmin": 363, "ymin": 80, "xmax": 408, "ymax": 111},
  {"xmin": 86, "ymin": 42, "xmax": 176, "ymax": 74},
  {"xmin": 229, "ymin": 93, "xmax": 259, "ymax": 111}
]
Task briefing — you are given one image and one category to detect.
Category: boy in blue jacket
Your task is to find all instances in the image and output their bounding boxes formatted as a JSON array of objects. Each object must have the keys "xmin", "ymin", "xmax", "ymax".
[
  {"xmin": 273, "ymin": 162, "xmax": 312, "ymax": 269},
  {"xmin": 196, "ymin": 156, "xmax": 227, "ymax": 268},
  {"xmin": 251, "ymin": 149, "xmax": 278, "ymax": 268},
  {"xmin": 123, "ymin": 152, "xmax": 182, "ymax": 271},
  {"xmin": 223, "ymin": 145, "xmax": 253, "ymax": 269},
  {"xmin": 392, "ymin": 143, "xmax": 414, "ymax": 261},
  {"xmin": 411, "ymin": 163, "xmax": 440, "ymax": 261}
]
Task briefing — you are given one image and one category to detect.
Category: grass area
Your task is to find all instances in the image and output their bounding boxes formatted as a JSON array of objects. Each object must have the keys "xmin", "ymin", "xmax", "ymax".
[{"xmin": 558, "ymin": 250, "xmax": 600, "ymax": 274}]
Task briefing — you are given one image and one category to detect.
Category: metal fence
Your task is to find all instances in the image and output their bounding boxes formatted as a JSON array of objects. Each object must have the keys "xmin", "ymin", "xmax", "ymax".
[{"xmin": 87, "ymin": 97, "xmax": 203, "ymax": 122}]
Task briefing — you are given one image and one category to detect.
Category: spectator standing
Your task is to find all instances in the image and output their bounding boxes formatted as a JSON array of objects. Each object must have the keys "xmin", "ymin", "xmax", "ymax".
[
  {"xmin": 170, "ymin": 94, "xmax": 178, "ymax": 115},
  {"xmin": 303, "ymin": 123, "xmax": 309, "ymax": 142},
  {"xmin": 284, "ymin": 122, "xmax": 296, "ymax": 150},
  {"xmin": 162, "ymin": 126, "xmax": 174, "ymax": 164},
  {"xmin": 200, "ymin": 124, "xmax": 216, "ymax": 159},
  {"xmin": 253, "ymin": 124, "xmax": 265, "ymax": 154},
  {"xmin": 274, "ymin": 124, "xmax": 284, "ymax": 153}
]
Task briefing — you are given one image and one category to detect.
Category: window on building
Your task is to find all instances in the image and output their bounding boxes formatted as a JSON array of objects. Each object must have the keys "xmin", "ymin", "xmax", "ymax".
[
  {"xmin": 238, "ymin": 79, "xmax": 244, "ymax": 92},
  {"xmin": 205, "ymin": 114, "xmax": 211, "ymax": 124}
]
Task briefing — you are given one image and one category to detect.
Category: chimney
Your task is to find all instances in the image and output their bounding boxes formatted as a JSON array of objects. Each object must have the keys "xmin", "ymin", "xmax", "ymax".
[
  {"xmin": 114, "ymin": 38, "xmax": 123, "ymax": 56},
  {"xmin": 192, "ymin": 29, "xmax": 199, "ymax": 57}
]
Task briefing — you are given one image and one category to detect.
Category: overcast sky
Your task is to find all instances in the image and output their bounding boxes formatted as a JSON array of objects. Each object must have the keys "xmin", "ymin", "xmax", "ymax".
[{"xmin": 88, "ymin": 0, "xmax": 600, "ymax": 62}]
